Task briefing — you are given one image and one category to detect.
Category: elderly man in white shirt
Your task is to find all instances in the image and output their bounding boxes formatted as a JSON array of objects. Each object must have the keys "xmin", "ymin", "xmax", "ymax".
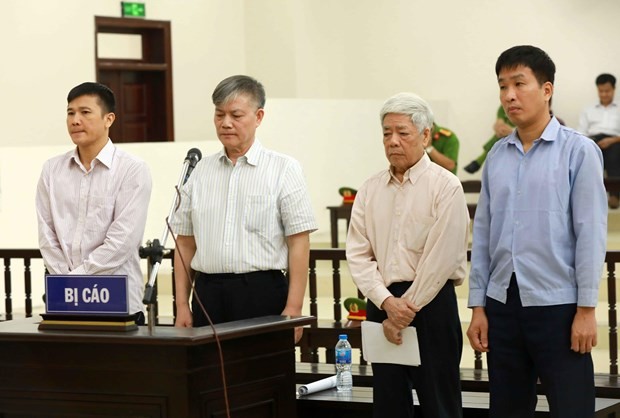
[{"xmin": 578, "ymin": 73, "xmax": 620, "ymax": 208}]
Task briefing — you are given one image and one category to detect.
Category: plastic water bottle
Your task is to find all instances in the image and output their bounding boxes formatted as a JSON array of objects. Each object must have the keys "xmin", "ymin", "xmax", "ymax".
[{"xmin": 335, "ymin": 334, "xmax": 353, "ymax": 391}]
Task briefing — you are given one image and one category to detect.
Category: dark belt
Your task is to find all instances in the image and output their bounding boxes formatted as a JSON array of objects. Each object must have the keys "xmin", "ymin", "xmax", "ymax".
[{"xmin": 198, "ymin": 270, "xmax": 284, "ymax": 281}]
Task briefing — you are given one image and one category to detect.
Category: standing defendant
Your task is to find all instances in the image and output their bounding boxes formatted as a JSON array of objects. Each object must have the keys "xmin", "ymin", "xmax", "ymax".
[
  {"xmin": 347, "ymin": 92, "xmax": 469, "ymax": 418},
  {"xmin": 172, "ymin": 75, "xmax": 317, "ymax": 342},
  {"xmin": 36, "ymin": 82, "xmax": 152, "ymax": 324},
  {"xmin": 467, "ymin": 45, "xmax": 607, "ymax": 418}
]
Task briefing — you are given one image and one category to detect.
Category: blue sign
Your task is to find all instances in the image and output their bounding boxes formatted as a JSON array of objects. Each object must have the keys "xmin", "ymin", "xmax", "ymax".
[{"xmin": 45, "ymin": 275, "xmax": 129, "ymax": 315}]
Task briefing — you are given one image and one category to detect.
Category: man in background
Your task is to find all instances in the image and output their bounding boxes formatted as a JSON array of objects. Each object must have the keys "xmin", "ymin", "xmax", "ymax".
[
  {"xmin": 463, "ymin": 105, "xmax": 514, "ymax": 173},
  {"xmin": 426, "ymin": 122, "xmax": 460, "ymax": 174},
  {"xmin": 578, "ymin": 73, "xmax": 620, "ymax": 208},
  {"xmin": 172, "ymin": 75, "xmax": 317, "ymax": 342},
  {"xmin": 36, "ymin": 82, "xmax": 152, "ymax": 324}
]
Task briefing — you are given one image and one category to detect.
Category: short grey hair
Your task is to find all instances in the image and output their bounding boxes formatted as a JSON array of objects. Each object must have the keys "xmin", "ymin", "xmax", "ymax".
[
  {"xmin": 380, "ymin": 92, "xmax": 434, "ymax": 133},
  {"xmin": 212, "ymin": 75, "xmax": 266, "ymax": 109}
]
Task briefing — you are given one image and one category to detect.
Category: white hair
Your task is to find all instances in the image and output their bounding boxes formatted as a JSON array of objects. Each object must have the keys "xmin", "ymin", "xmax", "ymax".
[{"xmin": 380, "ymin": 92, "xmax": 434, "ymax": 133}]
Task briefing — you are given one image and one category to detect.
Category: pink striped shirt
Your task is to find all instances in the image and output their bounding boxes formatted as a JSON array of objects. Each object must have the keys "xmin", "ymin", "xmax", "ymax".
[{"xmin": 35, "ymin": 140, "xmax": 152, "ymax": 314}]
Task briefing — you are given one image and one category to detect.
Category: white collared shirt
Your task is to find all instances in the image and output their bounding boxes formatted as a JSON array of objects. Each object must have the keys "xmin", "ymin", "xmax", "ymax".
[
  {"xmin": 578, "ymin": 101, "xmax": 620, "ymax": 137},
  {"xmin": 36, "ymin": 140, "xmax": 152, "ymax": 314},
  {"xmin": 172, "ymin": 140, "xmax": 317, "ymax": 274}
]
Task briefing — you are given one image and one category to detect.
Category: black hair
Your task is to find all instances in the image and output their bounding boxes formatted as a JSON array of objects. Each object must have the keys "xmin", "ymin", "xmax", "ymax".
[
  {"xmin": 495, "ymin": 45, "xmax": 555, "ymax": 86},
  {"xmin": 67, "ymin": 82, "xmax": 116, "ymax": 114},
  {"xmin": 596, "ymin": 73, "xmax": 616, "ymax": 88}
]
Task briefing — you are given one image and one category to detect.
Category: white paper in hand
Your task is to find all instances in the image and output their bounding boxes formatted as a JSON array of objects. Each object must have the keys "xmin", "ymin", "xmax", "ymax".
[{"xmin": 361, "ymin": 320, "xmax": 421, "ymax": 366}]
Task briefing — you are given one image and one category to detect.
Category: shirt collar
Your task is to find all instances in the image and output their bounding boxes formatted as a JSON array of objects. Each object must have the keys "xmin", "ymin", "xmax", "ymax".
[
  {"xmin": 385, "ymin": 152, "xmax": 432, "ymax": 185},
  {"xmin": 595, "ymin": 101, "xmax": 618, "ymax": 108},
  {"xmin": 70, "ymin": 139, "xmax": 114, "ymax": 170},
  {"xmin": 506, "ymin": 116, "xmax": 560, "ymax": 146},
  {"xmin": 95, "ymin": 139, "xmax": 115, "ymax": 168},
  {"xmin": 218, "ymin": 139, "xmax": 262, "ymax": 166},
  {"xmin": 539, "ymin": 116, "xmax": 561, "ymax": 143}
]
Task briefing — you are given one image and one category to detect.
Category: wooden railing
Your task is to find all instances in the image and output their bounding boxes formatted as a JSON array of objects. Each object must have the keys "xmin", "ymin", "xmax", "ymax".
[
  {"xmin": 0, "ymin": 248, "xmax": 174, "ymax": 322},
  {"xmin": 1, "ymin": 249, "xmax": 39, "ymax": 320},
  {"xmin": 1, "ymin": 247, "xmax": 620, "ymax": 375}
]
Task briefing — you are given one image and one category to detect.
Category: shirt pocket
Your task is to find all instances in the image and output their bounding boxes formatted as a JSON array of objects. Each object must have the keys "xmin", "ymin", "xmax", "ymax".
[
  {"xmin": 403, "ymin": 215, "xmax": 435, "ymax": 252},
  {"xmin": 244, "ymin": 195, "xmax": 277, "ymax": 239},
  {"xmin": 86, "ymin": 196, "xmax": 116, "ymax": 233}
]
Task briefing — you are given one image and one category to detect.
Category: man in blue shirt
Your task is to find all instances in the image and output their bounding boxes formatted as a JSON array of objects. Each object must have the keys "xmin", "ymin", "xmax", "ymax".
[{"xmin": 467, "ymin": 45, "xmax": 607, "ymax": 418}]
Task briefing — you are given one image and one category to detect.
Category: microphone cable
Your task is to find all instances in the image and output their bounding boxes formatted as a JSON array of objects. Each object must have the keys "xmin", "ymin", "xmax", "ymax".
[{"xmin": 167, "ymin": 185, "xmax": 231, "ymax": 418}]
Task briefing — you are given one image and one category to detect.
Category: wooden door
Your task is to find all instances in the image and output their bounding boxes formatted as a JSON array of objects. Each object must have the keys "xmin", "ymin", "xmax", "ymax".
[{"xmin": 95, "ymin": 17, "xmax": 174, "ymax": 143}]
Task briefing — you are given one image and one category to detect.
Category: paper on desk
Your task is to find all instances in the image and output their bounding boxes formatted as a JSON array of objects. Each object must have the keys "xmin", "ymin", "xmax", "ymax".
[
  {"xmin": 361, "ymin": 320, "xmax": 421, "ymax": 366},
  {"xmin": 297, "ymin": 375, "xmax": 337, "ymax": 396}
]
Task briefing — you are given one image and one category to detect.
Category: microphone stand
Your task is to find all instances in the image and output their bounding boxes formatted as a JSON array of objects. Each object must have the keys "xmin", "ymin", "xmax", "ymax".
[{"xmin": 140, "ymin": 149, "xmax": 201, "ymax": 332}]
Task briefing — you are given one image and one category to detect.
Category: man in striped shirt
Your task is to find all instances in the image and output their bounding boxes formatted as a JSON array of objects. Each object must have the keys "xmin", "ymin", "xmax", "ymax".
[
  {"xmin": 172, "ymin": 75, "xmax": 317, "ymax": 342},
  {"xmin": 36, "ymin": 82, "xmax": 152, "ymax": 324}
]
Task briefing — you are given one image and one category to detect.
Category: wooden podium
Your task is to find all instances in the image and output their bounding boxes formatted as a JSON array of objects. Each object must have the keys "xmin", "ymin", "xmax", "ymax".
[{"xmin": 0, "ymin": 315, "xmax": 313, "ymax": 417}]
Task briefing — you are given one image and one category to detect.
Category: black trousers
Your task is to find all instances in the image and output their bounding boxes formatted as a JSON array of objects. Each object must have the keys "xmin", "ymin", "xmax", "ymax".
[
  {"xmin": 192, "ymin": 270, "xmax": 288, "ymax": 326},
  {"xmin": 366, "ymin": 281, "xmax": 463, "ymax": 418},
  {"xmin": 486, "ymin": 276, "xmax": 595, "ymax": 418},
  {"xmin": 592, "ymin": 133, "xmax": 620, "ymax": 197},
  {"xmin": 134, "ymin": 311, "xmax": 145, "ymax": 325}
]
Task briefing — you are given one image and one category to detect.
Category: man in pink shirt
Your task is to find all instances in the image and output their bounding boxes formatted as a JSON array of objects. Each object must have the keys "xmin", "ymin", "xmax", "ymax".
[
  {"xmin": 346, "ymin": 92, "xmax": 469, "ymax": 418},
  {"xmin": 36, "ymin": 82, "xmax": 152, "ymax": 324}
]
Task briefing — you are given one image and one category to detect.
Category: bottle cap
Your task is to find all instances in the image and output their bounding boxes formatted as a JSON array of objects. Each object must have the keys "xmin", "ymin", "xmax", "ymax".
[{"xmin": 339, "ymin": 334, "xmax": 347, "ymax": 339}]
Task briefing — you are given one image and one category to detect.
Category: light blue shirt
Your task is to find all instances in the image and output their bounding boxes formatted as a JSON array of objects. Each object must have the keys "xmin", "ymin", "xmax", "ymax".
[{"xmin": 469, "ymin": 117, "xmax": 607, "ymax": 307}]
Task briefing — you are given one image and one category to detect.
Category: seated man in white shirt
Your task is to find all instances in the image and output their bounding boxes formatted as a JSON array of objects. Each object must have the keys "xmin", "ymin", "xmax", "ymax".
[
  {"xmin": 578, "ymin": 73, "xmax": 620, "ymax": 208},
  {"xmin": 36, "ymin": 82, "xmax": 152, "ymax": 324}
]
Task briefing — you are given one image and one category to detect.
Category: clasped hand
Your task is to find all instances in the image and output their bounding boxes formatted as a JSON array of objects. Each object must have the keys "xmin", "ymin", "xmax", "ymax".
[
  {"xmin": 381, "ymin": 296, "xmax": 418, "ymax": 345},
  {"xmin": 382, "ymin": 296, "xmax": 417, "ymax": 328}
]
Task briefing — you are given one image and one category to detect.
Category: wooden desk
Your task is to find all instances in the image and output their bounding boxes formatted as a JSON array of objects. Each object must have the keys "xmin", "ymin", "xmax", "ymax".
[
  {"xmin": 0, "ymin": 315, "xmax": 313, "ymax": 418},
  {"xmin": 297, "ymin": 387, "xmax": 620, "ymax": 418},
  {"xmin": 327, "ymin": 205, "xmax": 353, "ymax": 248}
]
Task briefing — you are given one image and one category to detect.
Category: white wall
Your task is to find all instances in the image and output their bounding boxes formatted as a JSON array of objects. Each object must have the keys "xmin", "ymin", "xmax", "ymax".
[
  {"xmin": 2, "ymin": 0, "xmax": 620, "ymax": 250},
  {"xmin": 0, "ymin": 0, "xmax": 245, "ymax": 147},
  {"xmin": 244, "ymin": 0, "xmax": 620, "ymax": 173},
  {"xmin": 0, "ymin": 100, "xmax": 384, "ymax": 247}
]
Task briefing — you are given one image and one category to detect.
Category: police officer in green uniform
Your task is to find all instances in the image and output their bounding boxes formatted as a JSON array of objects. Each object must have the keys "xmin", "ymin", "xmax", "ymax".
[
  {"xmin": 464, "ymin": 105, "xmax": 514, "ymax": 174},
  {"xmin": 426, "ymin": 123, "xmax": 460, "ymax": 174}
]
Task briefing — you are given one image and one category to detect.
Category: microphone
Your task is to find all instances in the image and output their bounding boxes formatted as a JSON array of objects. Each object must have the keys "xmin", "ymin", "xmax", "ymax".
[
  {"xmin": 183, "ymin": 148, "xmax": 202, "ymax": 184},
  {"xmin": 141, "ymin": 147, "xmax": 202, "ymax": 314}
]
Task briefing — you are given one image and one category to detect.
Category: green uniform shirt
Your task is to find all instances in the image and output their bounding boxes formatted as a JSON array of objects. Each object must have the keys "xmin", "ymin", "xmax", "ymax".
[
  {"xmin": 431, "ymin": 123, "xmax": 459, "ymax": 174},
  {"xmin": 482, "ymin": 106, "xmax": 515, "ymax": 152}
]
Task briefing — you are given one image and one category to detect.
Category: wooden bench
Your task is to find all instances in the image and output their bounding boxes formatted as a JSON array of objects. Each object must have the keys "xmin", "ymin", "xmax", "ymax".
[
  {"xmin": 296, "ymin": 386, "xmax": 620, "ymax": 418},
  {"xmin": 296, "ymin": 362, "xmax": 620, "ymax": 399}
]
